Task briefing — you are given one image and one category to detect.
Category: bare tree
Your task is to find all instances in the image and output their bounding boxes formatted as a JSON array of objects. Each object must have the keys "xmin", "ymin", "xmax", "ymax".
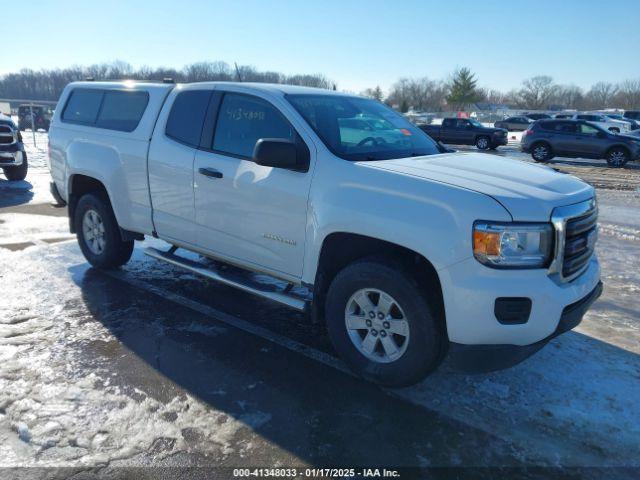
[
  {"xmin": 553, "ymin": 85, "xmax": 584, "ymax": 110},
  {"xmin": 515, "ymin": 76, "xmax": 557, "ymax": 109},
  {"xmin": 362, "ymin": 86, "xmax": 384, "ymax": 101},
  {"xmin": 481, "ymin": 89, "xmax": 509, "ymax": 105},
  {"xmin": 614, "ymin": 79, "xmax": 640, "ymax": 110},
  {"xmin": 584, "ymin": 82, "xmax": 618, "ymax": 109},
  {"xmin": 386, "ymin": 77, "xmax": 447, "ymax": 111}
]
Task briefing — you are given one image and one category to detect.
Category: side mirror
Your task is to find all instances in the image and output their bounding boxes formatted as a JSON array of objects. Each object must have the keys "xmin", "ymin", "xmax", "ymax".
[
  {"xmin": 437, "ymin": 141, "xmax": 456, "ymax": 153},
  {"xmin": 253, "ymin": 138, "xmax": 308, "ymax": 172}
]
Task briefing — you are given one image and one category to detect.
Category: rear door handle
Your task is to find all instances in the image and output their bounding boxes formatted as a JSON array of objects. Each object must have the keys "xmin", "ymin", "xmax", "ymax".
[{"xmin": 198, "ymin": 167, "xmax": 223, "ymax": 179}]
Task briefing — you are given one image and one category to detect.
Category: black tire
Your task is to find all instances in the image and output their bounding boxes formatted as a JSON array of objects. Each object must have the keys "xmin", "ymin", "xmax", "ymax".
[
  {"xmin": 475, "ymin": 136, "xmax": 491, "ymax": 150},
  {"xmin": 325, "ymin": 257, "xmax": 445, "ymax": 387},
  {"xmin": 75, "ymin": 193, "xmax": 134, "ymax": 269},
  {"xmin": 531, "ymin": 142, "xmax": 553, "ymax": 162},
  {"xmin": 606, "ymin": 147, "xmax": 629, "ymax": 168},
  {"xmin": 2, "ymin": 151, "xmax": 28, "ymax": 181}
]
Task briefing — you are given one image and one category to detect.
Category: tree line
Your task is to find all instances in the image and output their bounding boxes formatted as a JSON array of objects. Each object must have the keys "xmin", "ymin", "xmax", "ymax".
[
  {"xmin": 364, "ymin": 69, "xmax": 640, "ymax": 112},
  {"xmin": 2, "ymin": 61, "xmax": 639, "ymax": 112},
  {"xmin": 0, "ymin": 60, "xmax": 334, "ymax": 101}
]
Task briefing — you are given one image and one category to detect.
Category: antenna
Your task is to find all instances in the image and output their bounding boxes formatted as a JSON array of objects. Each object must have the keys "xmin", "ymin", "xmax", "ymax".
[{"xmin": 234, "ymin": 62, "xmax": 242, "ymax": 82}]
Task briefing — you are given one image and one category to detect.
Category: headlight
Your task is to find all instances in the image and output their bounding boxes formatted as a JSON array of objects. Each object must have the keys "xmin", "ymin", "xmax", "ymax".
[{"xmin": 473, "ymin": 222, "xmax": 553, "ymax": 268}]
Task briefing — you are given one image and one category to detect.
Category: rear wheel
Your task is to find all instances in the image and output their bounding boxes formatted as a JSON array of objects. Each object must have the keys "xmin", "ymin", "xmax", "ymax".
[
  {"xmin": 75, "ymin": 193, "xmax": 134, "ymax": 269},
  {"xmin": 325, "ymin": 258, "xmax": 445, "ymax": 387},
  {"xmin": 2, "ymin": 151, "xmax": 28, "ymax": 181},
  {"xmin": 531, "ymin": 142, "xmax": 552, "ymax": 162},
  {"xmin": 606, "ymin": 147, "xmax": 629, "ymax": 167},
  {"xmin": 475, "ymin": 136, "xmax": 490, "ymax": 150}
]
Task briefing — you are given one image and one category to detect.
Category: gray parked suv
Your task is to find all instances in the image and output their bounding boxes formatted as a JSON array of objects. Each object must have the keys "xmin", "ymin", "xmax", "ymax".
[{"xmin": 521, "ymin": 119, "xmax": 640, "ymax": 167}]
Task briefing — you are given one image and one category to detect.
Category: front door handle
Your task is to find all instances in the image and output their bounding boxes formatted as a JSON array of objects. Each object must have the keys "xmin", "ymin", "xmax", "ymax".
[{"xmin": 198, "ymin": 167, "xmax": 223, "ymax": 179}]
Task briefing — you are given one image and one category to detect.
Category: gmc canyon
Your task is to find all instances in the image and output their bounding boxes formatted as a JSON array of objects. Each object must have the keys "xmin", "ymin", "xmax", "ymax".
[
  {"xmin": 419, "ymin": 118, "xmax": 508, "ymax": 150},
  {"xmin": 49, "ymin": 81, "xmax": 602, "ymax": 386}
]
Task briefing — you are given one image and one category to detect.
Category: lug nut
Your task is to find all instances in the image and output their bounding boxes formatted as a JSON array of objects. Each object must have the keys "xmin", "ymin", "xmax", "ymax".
[
  {"xmin": 369, "ymin": 311, "xmax": 376, "ymax": 319},
  {"xmin": 377, "ymin": 312, "xmax": 384, "ymax": 320},
  {"xmin": 366, "ymin": 319, "xmax": 372, "ymax": 327},
  {"xmin": 371, "ymin": 329, "xmax": 378, "ymax": 336},
  {"xmin": 380, "ymin": 330, "xmax": 387, "ymax": 337},
  {"xmin": 383, "ymin": 321, "xmax": 390, "ymax": 329}
]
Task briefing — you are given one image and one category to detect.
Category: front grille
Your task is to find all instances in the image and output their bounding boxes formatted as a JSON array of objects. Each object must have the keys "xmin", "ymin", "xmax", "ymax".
[
  {"xmin": 550, "ymin": 198, "xmax": 597, "ymax": 282},
  {"xmin": 0, "ymin": 125, "xmax": 15, "ymax": 145},
  {"xmin": 563, "ymin": 208, "xmax": 597, "ymax": 277}
]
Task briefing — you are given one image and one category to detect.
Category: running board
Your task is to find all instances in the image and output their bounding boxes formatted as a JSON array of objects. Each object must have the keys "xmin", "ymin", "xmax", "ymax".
[{"xmin": 144, "ymin": 247, "xmax": 309, "ymax": 312}]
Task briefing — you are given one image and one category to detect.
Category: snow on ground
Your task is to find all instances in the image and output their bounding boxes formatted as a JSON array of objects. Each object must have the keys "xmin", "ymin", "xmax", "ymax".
[{"xmin": 0, "ymin": 245, "xmax": 273, "ymax": 467}]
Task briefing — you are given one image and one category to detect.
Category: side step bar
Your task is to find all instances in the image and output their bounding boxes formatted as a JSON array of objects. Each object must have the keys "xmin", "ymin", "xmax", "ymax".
[{"xmin": 144, "ymin": 247, "xmax": 309, "ymax": 312}]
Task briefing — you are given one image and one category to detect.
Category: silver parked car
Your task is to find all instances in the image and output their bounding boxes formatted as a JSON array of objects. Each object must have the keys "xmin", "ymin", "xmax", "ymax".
[{"xmin": 494, "ymin": 116, "xmax": 534, "ymax": 131}]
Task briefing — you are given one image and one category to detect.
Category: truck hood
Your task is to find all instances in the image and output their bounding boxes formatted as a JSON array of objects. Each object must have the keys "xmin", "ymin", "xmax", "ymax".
[{"xmin": 363, "ymin": 152, "xmax": 594, "ymax": 221}]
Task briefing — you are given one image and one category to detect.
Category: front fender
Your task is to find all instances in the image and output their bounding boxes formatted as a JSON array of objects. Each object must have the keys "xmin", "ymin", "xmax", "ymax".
[{"xmin": 301, "ymin": 155, "xmax": 512, "ymax": 284}]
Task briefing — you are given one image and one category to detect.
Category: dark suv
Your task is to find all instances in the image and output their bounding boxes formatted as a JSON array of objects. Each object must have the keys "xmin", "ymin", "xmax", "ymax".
[
  {"xmin": 521, "ymin": 119, "xmax": 640, "ymax": 167},
  {"xmin": 18, "ymin": 104, "xmax": 52, "ymax": 132}
]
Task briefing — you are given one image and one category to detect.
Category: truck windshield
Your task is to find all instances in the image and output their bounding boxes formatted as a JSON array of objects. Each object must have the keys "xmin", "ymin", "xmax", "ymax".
[{"xmin": 286, "ymin": 94, "xmax": 441, "ymax": 161}]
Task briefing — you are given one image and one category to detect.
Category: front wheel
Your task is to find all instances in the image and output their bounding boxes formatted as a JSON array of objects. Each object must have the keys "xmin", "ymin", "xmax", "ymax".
[
  {"xmin": 75, "ymin": 193, "xmax": 134, "ymax": 269},
  {"xmin": 325, "ymin": 258, "xmax": 445, "ymax": 387},
  {"xmin": 2, "ymin": 151, "xmax": 28, "ymax": 181},
  {"xmin": 606, "ymin": 147, "xmax": 629, "ymax": 167},
  {"xmin": 475, "ymin": 136, "xmax": 490, "ymax": 150}
]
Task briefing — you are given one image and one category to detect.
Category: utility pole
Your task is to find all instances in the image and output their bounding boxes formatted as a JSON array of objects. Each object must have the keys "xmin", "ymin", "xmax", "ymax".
[
  {"xmin": 234, "ymin": 63, "xmax": 242, "ymax": 82},
  {"xmin": 29, "ymin": 103, "xmax": 36, "ymax": 147}
]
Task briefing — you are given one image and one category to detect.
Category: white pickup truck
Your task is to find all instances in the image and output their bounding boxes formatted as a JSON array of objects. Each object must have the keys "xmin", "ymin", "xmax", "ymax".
[{"xmin": 49, "ymin": 81, "xmax": 602, "ymax": 386}]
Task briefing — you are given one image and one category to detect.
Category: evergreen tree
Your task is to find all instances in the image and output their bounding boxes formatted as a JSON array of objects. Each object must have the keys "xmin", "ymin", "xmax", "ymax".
[{"xmin": 446, "ymin": 67, "xmax": 482, "ymax": 111}]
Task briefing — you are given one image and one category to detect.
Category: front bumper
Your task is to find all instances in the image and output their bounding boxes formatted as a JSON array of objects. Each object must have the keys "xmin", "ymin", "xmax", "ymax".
[
  {"xmin": 448, "ymin": 281, "xmax": 602, "ymax": 372},
  {"xmin": 440, "ymin": 251, "xmax": 600, "ymax": 347},
  {"xmin": 492, "ymin": 134, "xmax": 508, "ymax": 146},
  {"xmin": 0, "ymin": 145, "xmax": 24, "ymax": 167}
]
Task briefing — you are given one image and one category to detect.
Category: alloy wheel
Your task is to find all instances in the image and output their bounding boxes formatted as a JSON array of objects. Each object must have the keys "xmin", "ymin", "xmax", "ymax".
[
  {"xmin": 533, "ymin": 145, "xmax": 548, "ymax": 160},
  {"xmin": 82, "ymin": 209, "xmax": 106, "ymax": 255},
  {"xmin": 609, "ymin": 150, "xmax": 626, "ymax": 167},
  {"xmin": 344, "ymin": 288, "xmax": 410, "ymax": 363}
]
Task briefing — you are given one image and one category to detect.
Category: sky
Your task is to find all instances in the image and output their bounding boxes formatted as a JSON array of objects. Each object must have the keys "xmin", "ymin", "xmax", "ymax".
[{"xmin": 6, "ymin": 0, "xmax": 640, "ymax": 94}]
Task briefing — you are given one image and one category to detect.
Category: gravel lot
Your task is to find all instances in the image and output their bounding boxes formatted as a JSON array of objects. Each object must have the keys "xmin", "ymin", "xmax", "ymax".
[{"xmin": 1, "ymin": 130, "xmax": 639, "ymax": 478}]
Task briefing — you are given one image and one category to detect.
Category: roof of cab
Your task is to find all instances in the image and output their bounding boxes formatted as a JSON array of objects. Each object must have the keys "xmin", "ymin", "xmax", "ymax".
[{"xmin": 185, "ymin": 82, "xmax": 345, "ymax": 96}]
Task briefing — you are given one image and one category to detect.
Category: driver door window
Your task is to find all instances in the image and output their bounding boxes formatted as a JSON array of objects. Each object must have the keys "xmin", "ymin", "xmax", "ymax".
[{"xmin": 213, "ymin": 94, "xmax": 295, "ymax": 158}]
